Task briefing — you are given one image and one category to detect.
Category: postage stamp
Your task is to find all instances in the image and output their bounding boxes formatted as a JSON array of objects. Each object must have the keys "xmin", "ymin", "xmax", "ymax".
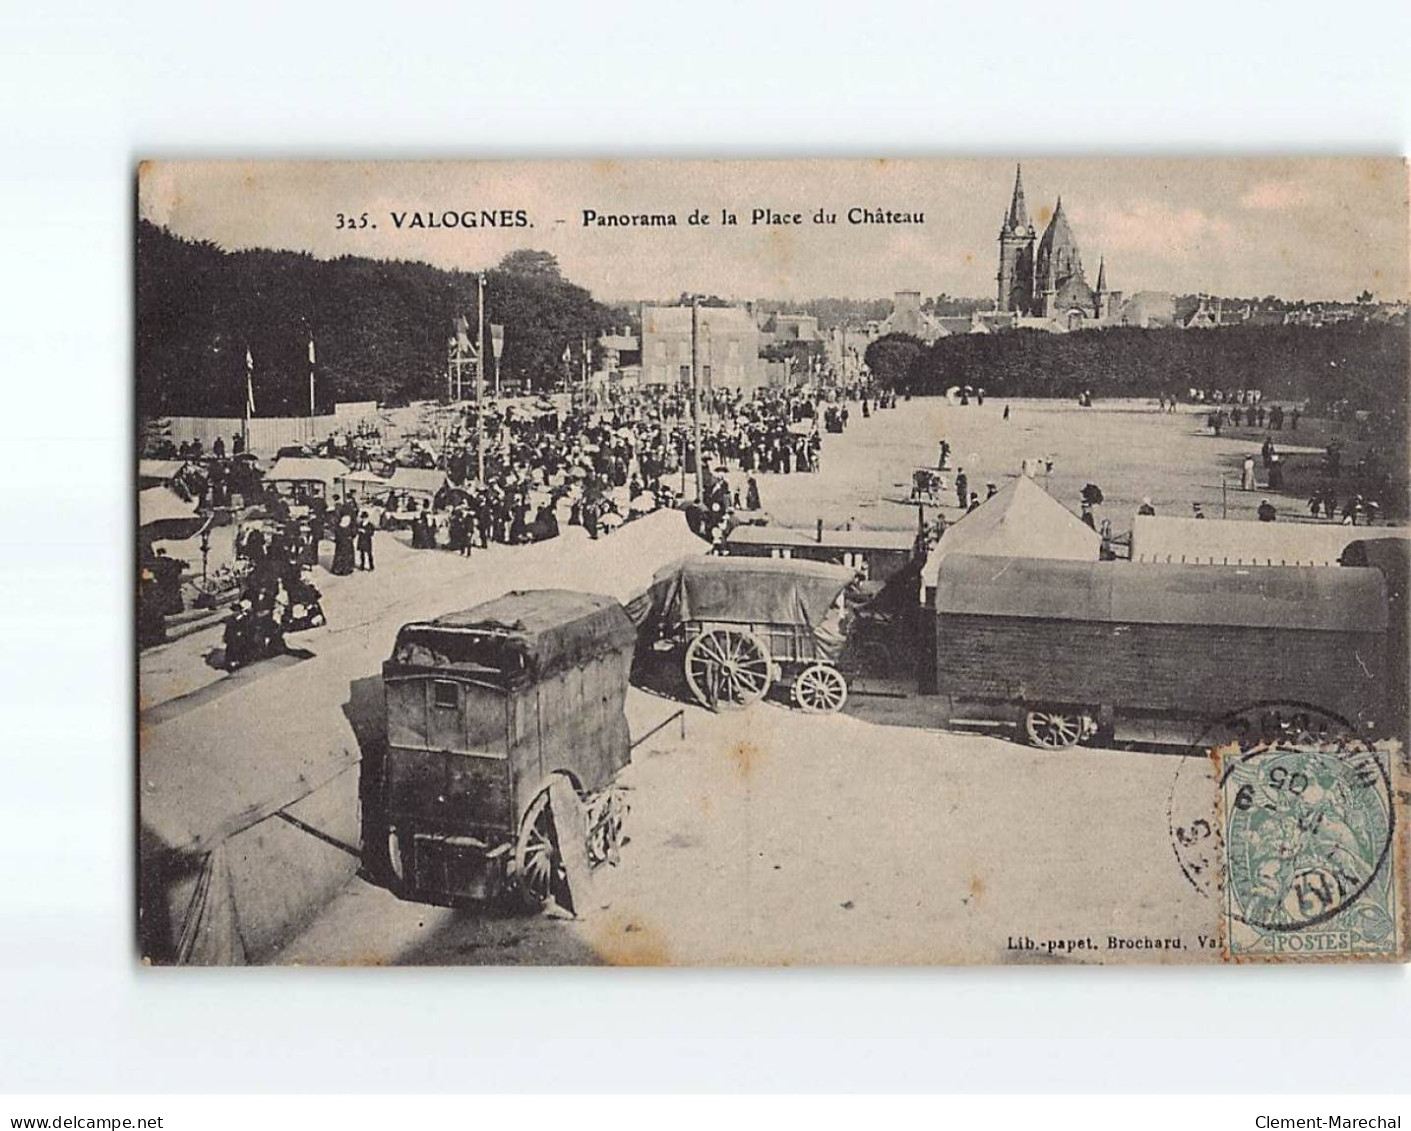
[
  {"xmin": 1170, "ymin": 701, "xmax": 1402, "ymax": 961},
  {"xmin": 1219, "ymin": 740, "xmax": 1398, "ymax": 959}
]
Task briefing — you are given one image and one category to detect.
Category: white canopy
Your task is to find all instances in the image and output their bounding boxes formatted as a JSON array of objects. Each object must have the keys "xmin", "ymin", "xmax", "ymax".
[{"xmin": 922, "ymin": 476, "xmax": 1100, "ymax": 592}]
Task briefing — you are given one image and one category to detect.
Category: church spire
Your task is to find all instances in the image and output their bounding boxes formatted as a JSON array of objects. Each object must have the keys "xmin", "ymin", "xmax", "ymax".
[
  {"xmin": 1096, "ymin": 255, "xmax": 1108, "ymax": 293},
  {"xmin": 1006, "ymin": 164, "xmax": 1030, "ymax": 231}
]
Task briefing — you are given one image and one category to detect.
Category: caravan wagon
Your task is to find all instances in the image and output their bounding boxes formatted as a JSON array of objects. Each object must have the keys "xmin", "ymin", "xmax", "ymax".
[{"xmin": 373, "ymin": 590, "xmax": 636, "ymax": 908}]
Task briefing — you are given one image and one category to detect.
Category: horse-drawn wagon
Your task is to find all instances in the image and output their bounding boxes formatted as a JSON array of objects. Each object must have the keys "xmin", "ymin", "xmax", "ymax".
[{"xmin": 637, "ymin": 557, "xmax": 858, "ymax": 713}]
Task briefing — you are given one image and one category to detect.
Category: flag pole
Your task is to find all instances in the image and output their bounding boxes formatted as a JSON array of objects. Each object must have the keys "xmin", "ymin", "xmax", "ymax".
[
  {"xmin": 476, "ymin": 272, "xmax": 485, "ymax": 484},
  {"xmin": 244, "ymin": 344, "xmax": 255, "ymax": 450},
  {"xmin": 691, "ymin": 298, "xmax": 703, "ymax": 504}
]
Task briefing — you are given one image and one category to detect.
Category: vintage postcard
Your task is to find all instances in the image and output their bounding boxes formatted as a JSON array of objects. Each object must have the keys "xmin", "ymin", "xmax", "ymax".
[{"xmin": 135, "ymin": 158, "xmax": 1409, "ymax": 966}]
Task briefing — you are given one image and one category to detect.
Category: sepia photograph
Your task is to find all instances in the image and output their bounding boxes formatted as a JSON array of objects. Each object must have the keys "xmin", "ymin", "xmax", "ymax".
[{"xmin": 135, "ymin": 158, "xmax": 1409, "ymax": 967}]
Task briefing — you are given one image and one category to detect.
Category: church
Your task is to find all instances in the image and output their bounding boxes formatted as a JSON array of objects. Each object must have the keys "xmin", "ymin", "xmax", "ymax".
[{"xmin": 994, "ymin": 165, "xmax": 1121, "ymax": 332}]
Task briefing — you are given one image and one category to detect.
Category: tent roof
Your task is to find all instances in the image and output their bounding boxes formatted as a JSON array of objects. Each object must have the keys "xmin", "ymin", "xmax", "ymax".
[
  {"xmin": 266, "ymin": 457, "xmax": 350, "ymax": 483},
  {"xmin": 1132, "ymin": 514, "xmax": 1411, "ymax": 568},
  {"xmin": 923, "ymin": 476, "xmax": 1099, "ymax": 586},
  {"xmin": 138, "ymin": 486, "xmax": 199, "ymax": 527},
  {"xmin": 138, "ymin": 459, "xmax": 186, "ymax": 482},
  {"xmin": 726, "ymin": 525, "xmax": 815, "ymax": 547},
  {"xmin": 336, "ymin": 470, "xmax": 391, "ymax": 487},
  {"xmin": 935, "ymin": 553, "xmax": 1386, "ymax": 633},
  {"xmin": 387, "ymin": 467, "xmax": 449, "ymax": 494}
]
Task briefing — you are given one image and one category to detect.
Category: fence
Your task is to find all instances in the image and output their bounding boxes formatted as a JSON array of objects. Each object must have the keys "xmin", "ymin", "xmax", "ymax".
[{"xmin": 159, "ymin": 402, "xmax": 383, "ymax": 457}]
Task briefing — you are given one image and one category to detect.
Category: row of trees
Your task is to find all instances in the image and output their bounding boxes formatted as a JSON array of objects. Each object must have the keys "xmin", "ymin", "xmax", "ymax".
[
  {"xmin": 864, "ymin": 323, "xmax": 1409, "ymax": 423},
  {"xmin": 136, "ymin": 223, "xmax": 609, "ymax": 417}
]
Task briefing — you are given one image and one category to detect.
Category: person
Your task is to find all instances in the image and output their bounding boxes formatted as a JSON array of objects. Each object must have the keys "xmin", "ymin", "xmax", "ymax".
[
  {"xmin": 356, "ymin": 512, "xmax": 375, "ymax": 571},
  {"xmin": 447, "ymin": 507, "xmax": 466, "ymax": 555},
  {"xmin": 937, "ymin": 439, "xmax": 951, "ymax": 470},
  {"xmin": 1267, "ymin": 453, "xmax": 1284, "ymax": 490},
  {"xmin": 1191, "ymin": 502, "xmax": 1205, "ymax": 519},
  {"xmin": 955, "ymin": 469, "xmax": 968, "ymax": 510},
  {"xmin": 213, "ymin": 435, "xmax": 225, "ymax": 459},
  {"xmin": 986, "ymin": 482, "xmax": 998, "ymax": 499},
  {"xmin": 1261, "ymin": 436, "xmax": 1275, "ymax": 468},
  {"xmin": 1002, "ymin": 405, "xmax": 1010, "ymax": 422},
  {"xmin": 1080, "ymin": 501, "xmax": 1096, "ymax": 529},
  {"xmin": 1290, "ymin": 408, "xmax": 1300, "ymax": 432},
  {"xmin": 967, "ymin": 492, "xmax": 980, "ymax": 513},
  {"xmin": 745, "ymin": 475, "xmax": 761, "ymax": 511},
  {"xmin": 1138, "ymin": 497, "xmax": 1156, "ymax": 516},
  {"xmin": 1241, "ymin": 454, "xmax": 1256, "ymax": 491},
  {"xmin": 1257, "ymin": 499, "xmax": 1277, "ymax": 523},
  {"xmin": 232, "ymin": 432, "xmax": 245, "ymax": 456}
]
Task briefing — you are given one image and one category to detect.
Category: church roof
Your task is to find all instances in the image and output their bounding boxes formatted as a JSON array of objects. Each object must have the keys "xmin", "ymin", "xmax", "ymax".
[
  {"xmin": 1037, "ymin": 196, "xmax": 1076, "ymax": 259},
  {"xmin": 1005, "ymin": 165, "xmax": 1030, "ymax": 231}
]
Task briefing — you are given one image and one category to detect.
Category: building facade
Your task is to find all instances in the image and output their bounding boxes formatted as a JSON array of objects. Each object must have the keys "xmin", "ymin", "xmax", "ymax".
[{"xmin": 639, "ymin": 303, "xmax": 764, "ymax": 389}]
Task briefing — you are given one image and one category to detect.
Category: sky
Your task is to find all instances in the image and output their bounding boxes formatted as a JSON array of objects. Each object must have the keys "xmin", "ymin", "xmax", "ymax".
[{"xmin": 138, "ymin": 158, "xmax": 1409, "ymax": 304}]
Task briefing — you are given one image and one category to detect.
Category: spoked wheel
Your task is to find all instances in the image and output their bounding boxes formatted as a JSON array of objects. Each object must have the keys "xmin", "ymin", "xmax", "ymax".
[
  {"xmin": 791, "ymin": 663, "xmax": 849, "ymax": 714},
  {"xmin": 684, "ymin": 627, "xmax": 772, "ymax": 710},
  {"xmin": 1024, "ymin": 708, "xmax": 1089, "ymax": 750},
  {"xmin": 513, "ymin": 788, "xmax": 568, "ymax": 910}
]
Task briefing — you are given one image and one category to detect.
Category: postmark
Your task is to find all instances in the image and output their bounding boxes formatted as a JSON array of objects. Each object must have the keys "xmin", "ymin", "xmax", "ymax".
[{"xmin": 1167, "ymin": 701, "xmax": 1400, "ymax": 960}]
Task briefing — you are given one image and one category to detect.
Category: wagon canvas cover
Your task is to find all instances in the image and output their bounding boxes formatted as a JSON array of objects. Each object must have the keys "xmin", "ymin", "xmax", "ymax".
[{"xmin": 637, "ymin": 556, "xmax": 856, "ymax": 632}]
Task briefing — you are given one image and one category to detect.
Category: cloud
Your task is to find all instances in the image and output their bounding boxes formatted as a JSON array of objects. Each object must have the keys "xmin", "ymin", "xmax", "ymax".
[
  {"xmin": 1070, "ymin": 199, "xmax": 1236, "ymax": 260},
  {"xmin": 1239, "ymin": 180, "xmax": 1321, "ymax": 211}
]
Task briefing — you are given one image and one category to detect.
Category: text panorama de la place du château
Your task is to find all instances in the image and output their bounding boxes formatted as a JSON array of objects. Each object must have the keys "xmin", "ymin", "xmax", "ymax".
[{"xmin": 580, "ymin": 206, "xmax": 925, "ymax": 227}]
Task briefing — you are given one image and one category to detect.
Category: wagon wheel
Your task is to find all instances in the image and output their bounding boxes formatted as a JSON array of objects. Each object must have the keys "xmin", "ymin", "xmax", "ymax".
[
  {"xmin": 1024, "ymin": 708, "xmax": 1087, "ymax": 750},
  {"xmin": 792, "ymin": 663, "xmax": 849, "ymax": 714},
  {"xmin": 684, "ymin": 627, "xmax": 772, "ymax": 710},
  {"xmin": 513, "ymin": 787, "xmax": 569, "ymax": 910}
]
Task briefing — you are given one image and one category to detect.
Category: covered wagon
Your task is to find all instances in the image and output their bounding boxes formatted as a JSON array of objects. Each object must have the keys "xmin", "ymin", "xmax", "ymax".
[
  {"xmin": 637, "ymin": 556, "xmax": 858, "ymax": 713},
  {"xmin": 933, "ymin": 553, "xmax": 1389, "ymax": 749},
  {"xmin": 372, "ymin": 590, "xmax": 636, "ymax": 910}
]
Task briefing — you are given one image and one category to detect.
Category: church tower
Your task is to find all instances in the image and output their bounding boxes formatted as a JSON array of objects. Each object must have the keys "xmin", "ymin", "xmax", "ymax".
[
  {"xmin": 996, "ymin": 165, "xmax": 1036, "ymax": 314},
  {"xmin": 1095, "ymin": 255, "xmax": 1110, "ymax": 320}
]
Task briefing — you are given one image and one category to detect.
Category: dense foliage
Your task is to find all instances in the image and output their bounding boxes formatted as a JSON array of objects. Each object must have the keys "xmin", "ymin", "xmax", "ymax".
[
  {"xmin": 136, "ymin": 221, "xmax": 609, "ymax": 416},
  {"xmin": 865, "ymin": 323, "xmax": 1409, "ymax": 421}
]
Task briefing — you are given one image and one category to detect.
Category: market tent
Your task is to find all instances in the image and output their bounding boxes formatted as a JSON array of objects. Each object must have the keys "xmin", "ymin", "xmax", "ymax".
[
  {"xmin": 582, "ymin": 508, "xmax": 710, "ymax": 608},
  {"xmin": 1132, "ymin": 514, "xmax": 1411, "ymax": 568},
  {"xmin": 921, "ymin": 476, "xmax": 1099, "ymax": 594},
  {"xmin": 265, "ymin": 457, "xmax": 350, "ymax": 495},
  {"xmin": 139, "ymin": 652, "xmax": 363, "ymax": 966},
  {"xmin": 138, "ymin": 486, "xmax": 200, "ymax": 529},
  {"xmin": 386, "ymin": 467, "xmax": 449, "ymax": 497},
  {"xmin": 138, "ymin": 459, "xmax": 186, "ymax": 487},
  {"xmin": 334, "ymin": 470, "xmax": 392, "ymax": 498}
]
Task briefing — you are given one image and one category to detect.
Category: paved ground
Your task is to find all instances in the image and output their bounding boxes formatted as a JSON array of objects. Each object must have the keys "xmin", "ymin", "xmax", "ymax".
[
  {"xmin": 256, "ymin": 396, "xmax": 1295, "ymax": 967},
  {"xmin": 275, "ymin": 692, "xmax": 1217, "ymax": 967},
  {"xmin": 745, "ymin": 395, "xmax": 1346, "ymax": 531}
]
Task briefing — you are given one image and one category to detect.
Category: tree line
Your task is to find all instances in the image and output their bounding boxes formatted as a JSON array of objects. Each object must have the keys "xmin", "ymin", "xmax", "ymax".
[
  {"xmin": 864, "ymin": 323, "xmax": 1409, "ymax": 423},
  {"xmin": 136, "ymin": 223, "xmax": 609, "ymax": 417}
]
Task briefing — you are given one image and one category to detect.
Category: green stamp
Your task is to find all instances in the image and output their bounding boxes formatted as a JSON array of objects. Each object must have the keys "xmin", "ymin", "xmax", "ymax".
[{"xmin": 1222, "ymin": 743, "xmax": 1398, "ymax": 958}]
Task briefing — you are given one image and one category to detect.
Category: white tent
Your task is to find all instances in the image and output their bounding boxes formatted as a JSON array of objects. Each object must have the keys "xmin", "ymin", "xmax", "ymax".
[
  {"xmin": 1131, "ymin": 514, "xmax": 1411, "ymax": 568},
  {"xmin": 266, "ymin": 457, "xmax": 350, "ymax": 495},
  {"xmin": 922, "ymin": 476, "xmax": 1100, "ymax": 596},
  {"xmin": 138, "ymin": 486, "xmax": 199, "ymax": 528}
]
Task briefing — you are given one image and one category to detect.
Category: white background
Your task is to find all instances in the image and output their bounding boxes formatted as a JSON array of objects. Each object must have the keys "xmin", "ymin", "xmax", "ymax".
[{"xmin": 0, "ymin": 0, "xmax": 1408, "ymax": 1095}]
